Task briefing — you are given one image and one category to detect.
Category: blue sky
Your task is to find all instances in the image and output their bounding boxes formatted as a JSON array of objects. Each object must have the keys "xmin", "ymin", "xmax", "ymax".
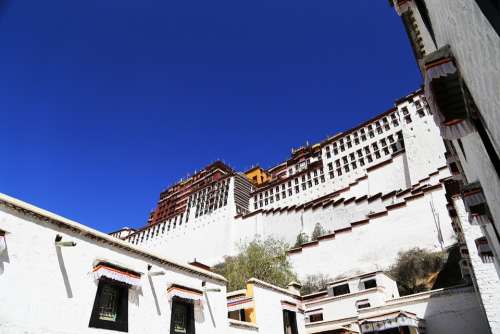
[{"xmin": 1, "ymin": 0, "xmax": 421, "ymax": 232}]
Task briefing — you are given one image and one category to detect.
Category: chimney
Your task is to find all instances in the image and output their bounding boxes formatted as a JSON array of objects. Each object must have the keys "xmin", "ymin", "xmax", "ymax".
[{"xmin": 287, "ymin": 281, "xmax": 302, "ymax": 296}]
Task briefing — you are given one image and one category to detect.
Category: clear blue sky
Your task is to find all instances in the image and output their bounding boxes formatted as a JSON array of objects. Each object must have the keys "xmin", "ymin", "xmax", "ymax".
[{"xmin": 1, "ymin": 0, "xmax": 421, "ymax": 233}]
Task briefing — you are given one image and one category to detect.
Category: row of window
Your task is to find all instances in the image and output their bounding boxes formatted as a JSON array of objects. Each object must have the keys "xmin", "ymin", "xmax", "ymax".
[
  {"xmin": 256, "ymin": 168, "xmax": 325, "ymax": 200},
  {"xmin": 322, "ymin": 100, "xmax": 428, "ymax": 160},
  {"xmin": 307, "ymin": 298, "xmax": 371, "ymax": 323},
  {"xmin": 251, "ymin": 99, "xmax": 429, "ymax": 211},
  {"xmin": 90, "ymin": 276, "xmax": 196, "ymax": 333},
  {"xmin": 323, "ymin": 113, "xmax": 400, "ymax": 158},
  {"xmin": 252, "ymin": 135, "xmax": 406, "ymax": 210},
  {"xmin": 155, "ymin": 176, "xmax": 229, "ymax": 221},
  {"xmin": 307, "ymin": 279, "xmax": 377, "ymax": 323},
  {"xmin": 253, "ymin": 168, "xmax": 327, "ymax": 209},
  {"xmin": 189, "ymin": 180, "xmax": 230, "ymax": 218},
  {"xmin": 326, "ymin": 132, "xmax": 405, "ymax": 177},
  {"xmin": 330, "ymin": 278, "xmax": 377, "ymax": 297},
  {"xmin": 286, "ymin": 154, "xmax": 322, "ymax": 177}
]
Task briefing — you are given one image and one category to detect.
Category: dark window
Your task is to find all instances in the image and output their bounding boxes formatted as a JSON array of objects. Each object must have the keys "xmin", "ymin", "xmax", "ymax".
[
  {"xmin": 356, "ymin": 300, "xmax": 371, "ymax": 310},
  {"xmin": 171, "ymin": 298, "xmax": 196, "ymax": 334},
  {"xmin": 475, "ymin": 0, "xmax": 500, "ymax": 38},
  {"xmin": 332, "ymin": 283, "xmax": 350, "ymax": 296},
  {"xmin": 228, "ymin": 309, "xmax": 246, "ymax": 322},
  {"xmin": 283, "ymin": 310, "xmax": 298, "ymax": 334},
  {"xmin": 89, "ymin": 279, "xmax": 129, "ymax": 332},
  {"xmin": 309, "ymin": 313, "xmax": 323, "ymax": 323},
  {"xmin": 363, "ymin": 279, "xmax": 377, "ymax": 289}
]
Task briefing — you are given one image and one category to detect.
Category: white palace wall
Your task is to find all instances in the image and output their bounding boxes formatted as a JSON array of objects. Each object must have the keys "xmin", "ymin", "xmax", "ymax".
[
  {"xmin": 231, "ymin": 149, "xmax": 454, "ymax": 278},
  {"xmin": 117, "ymin": 90, "xmax": 458, "ymax": 285},
  {"xmin": 128, "ymin": 177, "xmax": 240, "ymax": 265},
  {"xmin": 398, "ymin": 99, "xmax": 448, "ymax": 185},
  {"xmin": 288, "ymin": 183, "xmax": 454, "ymax": 279},
  {"xmin": 234, "ymin": 152, "xmax": 415, "ymax": 247}
]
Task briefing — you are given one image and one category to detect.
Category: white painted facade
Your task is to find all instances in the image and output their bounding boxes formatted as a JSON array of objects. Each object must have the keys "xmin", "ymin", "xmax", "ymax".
[
  {"xmin": 287, "ymin": 181, "xmax": 454, "ymax": 279},
  {"xmin": 303, "ymin": 272, "xmax": 400, "ymax": 329},
  {"xmin": 303, "ymin": 271, "xmax": 489, "ymax": 334},
  {"xmin": 126, "ymin": 176, "xmax": 240, "ymax": 265},
  {"xmin": 0, "ymin": 193, "xmax": 229, "ymax": 334},
  {"xmin": 390, "ymin": 1, "xmax": 500, "ymax": 332},
  {"xmin": 227, "ymin": 279, "xmax": 306, "ymax": 334},
  {"xmin": 250, "ymin": 279, "xmax": 306, "ymax": 334},
  {"xmin": 249, "ymin": 94, "xmax": 445, "ymax": 212},
  {"xmin": 452, "ymin": 196, "xmax": 500, "ymax": 334},
  {"xmin": 119, "ymin": 91, "xmax": 456, "ymax": 283}
]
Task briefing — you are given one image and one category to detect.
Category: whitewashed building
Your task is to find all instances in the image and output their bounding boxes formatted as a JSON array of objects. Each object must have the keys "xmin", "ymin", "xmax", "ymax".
[
  {"xmin": 302, "ymin": 271, "xmax": 489, "ymax": 334},
  {"xmin": 119, "ymin": 89, "xmax": 457, "ymax": 282},
  {"xmin": 227, "ymin": 279, "xmax": 306, "ymax": 334},
  {"xmin": 0, "ymin": 193, "xmax": 229, "ymax": 334},
  {"xmin": 389, "ymin": 1, "xmax": 500, "ymax": 332}
]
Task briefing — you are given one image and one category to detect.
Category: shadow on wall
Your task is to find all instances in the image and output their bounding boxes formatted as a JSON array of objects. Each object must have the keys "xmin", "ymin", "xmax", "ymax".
[
  {"xmin": 423, "ymin": 286, "xmax": 490, "ymax": 334},
  {"xmin": 148, "ymin": 275, "xmax": 162, "ymax": 315},
  {"xmin": 432, "ymin": 244, "xmax": 464, "ymax": 289},
  {"xmin": 129, "ymin": 286, "xmax": 143, "ymax": 307},
  {"xmin": 0, "ymin": 239, "xmax": 9, "ymax": 275},
  {"xmin": 56, "ymin": 245, "xmax": 74, "ymax": 298}
]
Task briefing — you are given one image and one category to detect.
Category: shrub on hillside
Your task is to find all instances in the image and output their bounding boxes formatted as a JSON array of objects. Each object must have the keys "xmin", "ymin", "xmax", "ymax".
[
  {"xmin": 213, "ymin": 237, "xmax": 297, "ymax": 292},
  {"xmin": 388, "ymin": 247, "xmax": 447, "ymax": 296},
  {"xmin": 300, "ymin": 273, "xmax": 331, "ymax": 295},
  {"xmin": 293, "ymin": 232, "xmax": 309, "ymax": 248}
]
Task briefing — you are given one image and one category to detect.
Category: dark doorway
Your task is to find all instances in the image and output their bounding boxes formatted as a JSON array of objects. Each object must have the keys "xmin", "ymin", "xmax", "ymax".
[
  {"xmin": 283, "ymin": 310, "xmax": 298, "ymax": 334},
  {"xmin": 170, "ymin": 299, "xmax": 195, "ymax": 334}
]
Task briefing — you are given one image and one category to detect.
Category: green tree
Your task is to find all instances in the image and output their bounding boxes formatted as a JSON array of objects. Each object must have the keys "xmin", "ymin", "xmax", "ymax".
[
  {"xmin": 300, "ymin": 273, "xmax": 331, "ymax": 295},
  {"xmin": 293, "ymin": 232, "xmax": 309, "ymax": 248},
  {"xmin": 388, "ymin": 248, "xmax": 446, "ymax": 296},
  {"xmin": 213, "ymin": 237, "xmax": 297, "ymax": 292},
  {"xmin": 311, "ymin": 223, "xmax": 326, "ymax": 241}
]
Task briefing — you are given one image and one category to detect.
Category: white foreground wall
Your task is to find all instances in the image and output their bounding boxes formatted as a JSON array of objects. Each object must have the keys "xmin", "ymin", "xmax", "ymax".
[
  {"xmin": 358, "ymin": 286, "xmax": 490, "ymax": 334},
  {"xmin": 304, "ymin": 285, "xmax": 489, "ymax": 334},
  {"xmin": 250, "ymin": 279, "xmax": 306, "ymax": 334},
  {"xmin": 0, "ymin": 194, "xmax": 228, "ymax": 334},
  {"xmin": 395, "ymin": 1, "xmax": 500, "ymax": 331}
]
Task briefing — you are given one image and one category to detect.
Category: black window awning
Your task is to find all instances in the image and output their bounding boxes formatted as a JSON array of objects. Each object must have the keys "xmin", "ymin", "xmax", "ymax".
[{"xmin": 422, "ymin": 46, "xmax": 475, "ymax": 139}]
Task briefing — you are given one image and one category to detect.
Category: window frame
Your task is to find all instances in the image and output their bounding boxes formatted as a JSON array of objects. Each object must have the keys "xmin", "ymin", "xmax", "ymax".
[
  {"xmin": 362, "ymin": 278, "xmax": 377, "ymax": 290},
  {"xmin": 170, "ymin": 297, "xmax": 196, "ymax": 334},
  {"xmin": 308, "ymin": 313, "xmax": 323, "ymax": 323},
  {"xmin": 332, "ymin": 283, "xmax": 350, "ymax": 296},
  {"xmin": 89, "ymin": 278, "xmax": 129, "ymax": 332}
]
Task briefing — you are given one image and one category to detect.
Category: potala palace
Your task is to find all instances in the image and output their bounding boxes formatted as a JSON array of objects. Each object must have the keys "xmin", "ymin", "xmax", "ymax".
[
  {"xmin": 2, "ymin": 1, "xmax": 500, "ymax": 333},
  {"xmin": 115, "ymin": 89, "xmax": 455, "ymax": 281},
  {"xmin": 0, "ymin": 86, "xmax": 496, "ymax": 334}
]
